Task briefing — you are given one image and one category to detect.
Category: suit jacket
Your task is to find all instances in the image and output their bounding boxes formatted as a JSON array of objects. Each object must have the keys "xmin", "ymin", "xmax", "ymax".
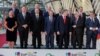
[
  {"xmin": 79, "ymin": 13, "xmax": 86, "ymax": 28},
  {"xmin": 44, "ymin": 16, "xmax": 55, "ymax": 33},
  {"xmin": 85, "ymin": 17, "xmax": 100, "ymax": 34},
  {"xmin": 71, "ymin": 16, "xmax": 85, "ymax": 34},
  {"xmin": 17, "ymin": 12, "xmax": 31, "ymax": 31},
  {"xmin": 54, "ymin": 13, "xmax": 60, "ymax": 32},
  {"xmin": 31, "ymin": 9, "xmax": 43, "ymax": 17},
  {"xmin": 30, "ymin": 10, "xmax": 44, "ymax": 32},
  {"xmin": 44, "ymin": 12, "xmax": 49, "ymax": 17},
  {"xmin": 56, "ymin": 16, "xmax": 71, "ymax": 34}
]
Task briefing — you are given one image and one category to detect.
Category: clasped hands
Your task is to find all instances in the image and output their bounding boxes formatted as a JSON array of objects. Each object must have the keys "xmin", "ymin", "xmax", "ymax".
[{"xmin": 22, "ymin": 24, "xmax": 28, "ymax": 29}]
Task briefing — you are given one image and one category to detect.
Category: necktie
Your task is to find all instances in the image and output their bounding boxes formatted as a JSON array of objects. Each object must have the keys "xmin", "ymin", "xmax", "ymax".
[
  {"xmin": 23, "ymin": 13, "xmax": 26, "ymax": 19},
  {"xmin": 79, "ymin": 12, "xmax": 83, "ymax": 18},
  {"xmin": 92, "ymin": 18, "xmax": 95, "ymax": 23},
  {"xmin": 75, "ymin": 18, "xmax": 78, "ymax": 24},
  {"xmin": 49, "ymin": 16, "xmax": 53, "ymax": 22},
  {"xmin": 63, "ymin": 16, "xmax": 66, "ymax": 24},
  {"xmin": 36, "ymin": 14, "xmax": 39, "ymax": 20}
]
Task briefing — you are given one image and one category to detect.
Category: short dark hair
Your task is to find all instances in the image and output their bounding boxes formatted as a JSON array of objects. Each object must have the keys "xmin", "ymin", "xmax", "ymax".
[
  {"xmin": 21, "ymin": 5, "xmax": 27, "ymax": 8},
  {"xmin": 90, "ymin": 11, "xmax": 95, "ymax": 14},
  {"xmin": 90, "ymin": 11, "xmax": 96, "ymax": 16}
]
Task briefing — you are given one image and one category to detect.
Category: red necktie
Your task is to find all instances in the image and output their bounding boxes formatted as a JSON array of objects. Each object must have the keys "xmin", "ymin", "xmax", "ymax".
[{"xmin": 63, "ymin": 16, "xmax": 66, "ymax": 24}]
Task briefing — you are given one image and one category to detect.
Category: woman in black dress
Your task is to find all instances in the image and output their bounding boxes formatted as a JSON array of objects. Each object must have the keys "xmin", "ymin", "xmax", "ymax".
[{"xmin": 4, "ymin": 10, "xmax": 17, "ymax": 48}]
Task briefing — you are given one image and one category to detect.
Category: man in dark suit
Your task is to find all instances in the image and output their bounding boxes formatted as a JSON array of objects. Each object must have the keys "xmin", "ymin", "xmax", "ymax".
[
  {"xmin": 78, "ymin": 7, "xmax": 86, "ymax": 46},
  {"xmin": 85, "ymin": 11, "xmax": 100, "ymax": 49},
  {"xmin": 56, "ymin": 9, "xmax": 70, "ymax": 49},
  {"xmin": 9, "ymin": 2, "xmax": 19, "ymax": 45},
  {"xmin": 44, "ymin": 10, "xmax": 55, "ymax": 49},
  {"xmin": 55, "ymin": 8, "xmax": 62, "ymax": 46},
  {"xmin": 30, "ymin": 7, "xmax": 44, "ymax": 49},
  {"xmin": 71, "ymin": 12, "xmax": 84, "ymax": 49},
  {"xmin": 68, "ymin": 8, "xmax": 74, "ymax": 47},
  {"xmin": 17, "ymin": 6, "xmax": 30, "ymax": 48}
]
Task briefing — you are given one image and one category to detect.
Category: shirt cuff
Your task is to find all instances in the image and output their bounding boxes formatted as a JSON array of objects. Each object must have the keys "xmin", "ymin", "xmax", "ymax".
[
  {"xmin": 90, "ymin": 27, "xmax": 93, "ymax": 30},
  {"xmin": 95, "ymin": 27, "xmax": 98, "ymax": 30}
]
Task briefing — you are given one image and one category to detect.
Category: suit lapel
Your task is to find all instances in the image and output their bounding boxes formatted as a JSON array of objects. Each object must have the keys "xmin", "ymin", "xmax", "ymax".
[
  {"xmin": 61, "ymin": 16, "xmax": 64, "ymax": 24},
  {"xmin": 20, "ymin": 13, "xmax": 25, "ymax": 23}
]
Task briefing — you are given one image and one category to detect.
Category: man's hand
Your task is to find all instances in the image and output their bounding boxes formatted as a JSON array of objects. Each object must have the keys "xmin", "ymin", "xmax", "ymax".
[
  {"xmin": 8, "ymin": 28, "xmax": 14, "ymax": 32},
  {"xmin": 57, "ymin": 31, "xmax": 60, "ymax": 35},
  {"xmin": 92, "ymin": 28, "xmax": 98, "ymax": 31},
  {"xmin": 44, "ymin": 32, "xmax": 47, "ymax": 35},
  {"xmin": 31, "ymin": 31, "xmax": 33, "ymax": 34},
  {"xmin": 41, "ymin": 32, "xmax": 43, "ymax": 35},
  {"xmin": 72, "ymin": 25, "xmax": 76, "ymax": 28},
  {"xmin": 22, "ymin": 24, "xmax": 28, "ymax": 29}
]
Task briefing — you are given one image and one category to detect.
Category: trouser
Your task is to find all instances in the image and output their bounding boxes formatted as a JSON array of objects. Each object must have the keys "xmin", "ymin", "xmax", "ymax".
[
  {"xmin": 19, "ymin": 30, "xmax": 28, "ymax": 48},
  {"xmin": 46, "ymin": 33, "xmax": 54, "ymax": 49},
  {"xmin": 86, "ymin": 31, "xmax": 97, "ymax": 49},
  {"xmin": 32, "ymin": 32, "xmax": 41, "ymax": 48},
  {"xmin": 14, "ymin": 29, "xmax": 17, "ymax": 44},
  {"xmin": 71, "ymin": 30, "xmax": 83, "ymax": 49},
  {"xmin": 59, "ymin": 32, "xmax": 69, "ymax": 49}
]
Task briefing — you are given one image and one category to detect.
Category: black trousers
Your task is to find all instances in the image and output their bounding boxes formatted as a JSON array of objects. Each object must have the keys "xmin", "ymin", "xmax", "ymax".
[
  {"xmin": 32, "ymin": 32, "xmax": 41, "ymax": 48},
  {"xmin": 86, "ymin": 31, "xmax": 97, "ymax": 49},
  {"xmin": 71, "ymin": 30, "xmax": 83, "ymax": 49},
  {"xmin": 14, "ymin": 28, "xmax": 17, "ymax": 44},
  {"xmin": 19, "ymin": 30, "xmax": 28, "ymax": 48},
  {"xmin": 59, "ymin": 32, "xmax": 69, "ymax": 49}
]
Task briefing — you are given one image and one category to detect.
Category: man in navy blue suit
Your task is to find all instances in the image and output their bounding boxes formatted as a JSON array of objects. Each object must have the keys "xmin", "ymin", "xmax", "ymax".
[
  {"xmin": 44, "ymin": 10, "xmax": 55, "ymax": 49},
  {"xmin": 86, "ymin": 11, "xmax": 100, "ymax": 49},
  {"xmin": 56, "ymin": 9, "xmax": 71, "ymax": 49}
]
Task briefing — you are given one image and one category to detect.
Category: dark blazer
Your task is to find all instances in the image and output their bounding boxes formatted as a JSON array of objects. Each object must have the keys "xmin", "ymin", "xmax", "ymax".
[
  {"xmin": 71, "ymin": 16, "xmax": 85, "ymax": 33},
  {"xmin": 56, "ymin": 16, "xmax": 71, "ymax": 34},
  {"xmin": 85, "ymin": 17, "xmax": 100, "ymax": 34},
  {"xmin": 44, "ymin": 16, "xmax": 55, "ymax": 33},
  {"xmin": 79, "ymin": 13, "xmax": 86, "ymax": 28},
  {"xmin": 30, "ymin": 10, "xmax": 44, "ymax": 32},
  {"xmin": 17, "ymin": 12, "xmax": 31, "ymax": 31},
  {"xmin": 31, "ymin": 9, "xmax": 43, "ymax": 17},
  {"xmin": 54, "ymin": 13, "xmax": 60, "ymax": 32},
  {"xmin": 44, "ymin": 12, "xmax": 49, "ymax": 17}
]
